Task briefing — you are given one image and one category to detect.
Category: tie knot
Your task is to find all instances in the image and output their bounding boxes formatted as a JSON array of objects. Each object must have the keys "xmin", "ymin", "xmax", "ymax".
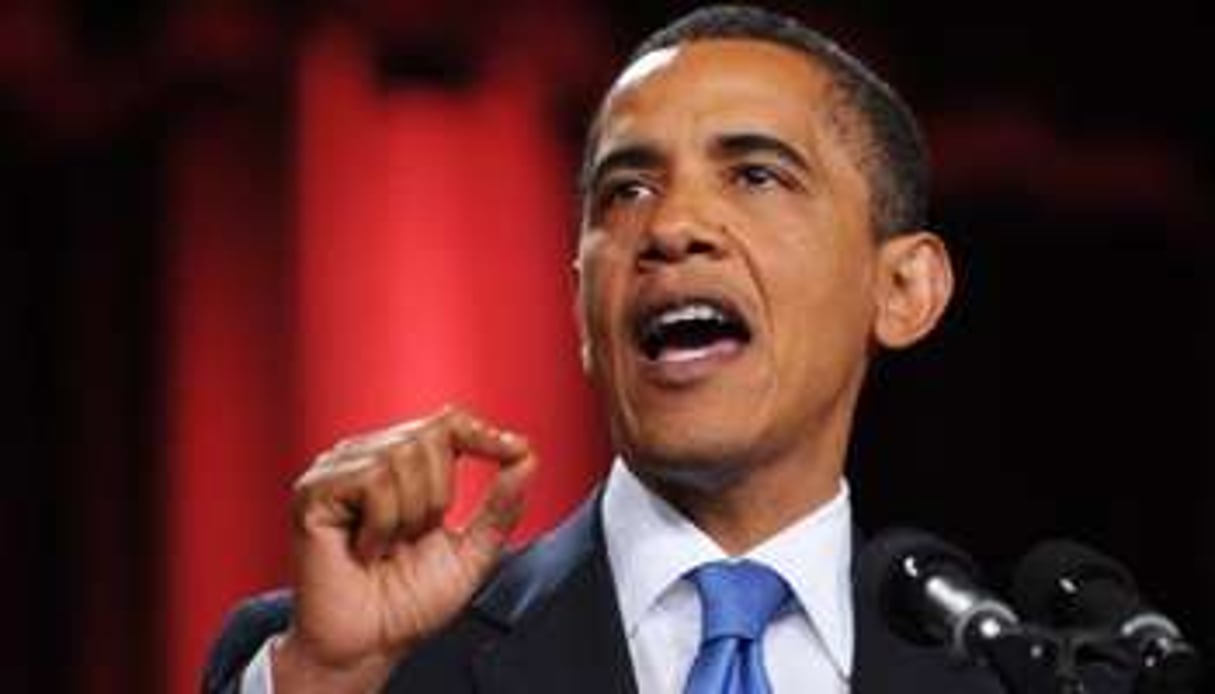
[{"xmin": 688, "ymin": 560, "xmax": 790, "ymax": 642}]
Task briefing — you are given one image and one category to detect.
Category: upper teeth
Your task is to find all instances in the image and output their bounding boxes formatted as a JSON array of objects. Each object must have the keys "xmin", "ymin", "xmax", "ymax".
[{"xmin": 655, "ymin": 302, "xmax": 726, "ymax": 327}]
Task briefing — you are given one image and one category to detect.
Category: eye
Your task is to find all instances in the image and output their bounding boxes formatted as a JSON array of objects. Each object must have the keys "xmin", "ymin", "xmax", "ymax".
[
  {"xmin": 599, "ymin": 178, "xmax": 655, "ymax": 207},
  {"xmin": 731, "ymin": 163, "xmax": 785, "ymax": 190}
]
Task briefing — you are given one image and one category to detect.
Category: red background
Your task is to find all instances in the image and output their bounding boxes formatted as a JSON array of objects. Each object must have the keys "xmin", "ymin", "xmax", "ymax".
[{"xmin": 2, "ymin": 2, "xmax": 1211, "ymax": 693}]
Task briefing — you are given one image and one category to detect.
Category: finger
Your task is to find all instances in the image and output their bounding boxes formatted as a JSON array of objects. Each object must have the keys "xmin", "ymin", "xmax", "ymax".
[
  {"xmin": 327, "ymin": 422, "xmax": 420, "ymax": 464},
  {"xmin": 383, "ymin": 438, "xmax": 446, "ymax": 542},
  {"xmin": 373, "ymin": 409, "xmax": 520, "ymax": 544},
  {"xmin": 414, "ymin": 430, "xmax": 454, "ymax": 531},
  {"xmin": 430, "ymin": 407, "xmax": 527, "ymax": 463},
  {"xmin": 318, "ymin": 407, "xmax": 524, "ymax": 474},
  {"xmin": 378, "ymin": 409, "xmax": 526, "ymax": 545},
  {"xmin": 319, "ymin": 407, "xmax": 512, "ymax": 471},
  {"xmin": 459, "ymin": 445, "xmax": 538, "ymax": 562},
  {"xmin": 351, "ymin": 464, "xmax": 405, "ymax": 562},
  {"xmin": 293, "ymin": 453, "xmax": 378, "ymax": 532},
  {"xmin": 297, "ymin": 407, "xmax": 528, "ymax": 550}
]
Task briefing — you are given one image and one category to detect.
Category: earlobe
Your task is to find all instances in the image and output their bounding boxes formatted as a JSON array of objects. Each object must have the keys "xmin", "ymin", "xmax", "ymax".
[{"xmin": 873, "ymin": 231, "xmax": 955, "ymax": 349}]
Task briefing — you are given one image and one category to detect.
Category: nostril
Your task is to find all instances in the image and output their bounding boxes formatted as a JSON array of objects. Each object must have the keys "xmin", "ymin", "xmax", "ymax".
[
  {"xmin": 637, "ymin": 233, "xmax": 720, "ymax": 267},
  {"xmin": 638, "ymin": 242, "xmax": 669, "ymax": 264}
]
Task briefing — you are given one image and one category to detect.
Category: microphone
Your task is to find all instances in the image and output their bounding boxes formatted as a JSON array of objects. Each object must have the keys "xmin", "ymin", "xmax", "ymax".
[
  {"xmin": 861, "ymin": 527, "xmax": 1021, "ymax": 659},
  {"xmin": 1012, "ymin": 539, "xmax": 1202, "ymax": 693},
  {"xmin": 860, "ymin": 527, "xmax": 1059, "ymax": 694}
]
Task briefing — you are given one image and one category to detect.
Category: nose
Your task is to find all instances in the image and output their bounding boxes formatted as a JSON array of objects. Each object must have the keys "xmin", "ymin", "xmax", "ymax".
[{"xmin": 636, "ymin": 189, "xmax": 726, "ymax": 269}]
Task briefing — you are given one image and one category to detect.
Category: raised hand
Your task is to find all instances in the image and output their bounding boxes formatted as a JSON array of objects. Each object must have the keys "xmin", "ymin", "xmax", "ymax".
[{"xmin": 273, "ymin": 406, "xmax": 537, "ymax": 692}]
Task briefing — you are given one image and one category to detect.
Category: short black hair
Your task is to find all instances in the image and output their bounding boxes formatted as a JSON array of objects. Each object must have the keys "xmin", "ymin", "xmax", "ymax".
[{"xmin": 582, "ymin": 4, "xmax": 929, "ymax": 238}]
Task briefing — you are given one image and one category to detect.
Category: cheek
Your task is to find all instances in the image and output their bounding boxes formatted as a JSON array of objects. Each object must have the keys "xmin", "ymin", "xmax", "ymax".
[
  {"xmin": 574, "ymin": 273, "xmax": 614, "ymax": 385},
  {"xmin": 576, "ymin": 242, "xmax": 629, "ymax": 350},
  {"xmin": 759, "ymin": 234, "xmax": 877, "ymax": 365},
  {"xmin": 577, "ymin": 278, "xmax": 610, "ymax": 352}
]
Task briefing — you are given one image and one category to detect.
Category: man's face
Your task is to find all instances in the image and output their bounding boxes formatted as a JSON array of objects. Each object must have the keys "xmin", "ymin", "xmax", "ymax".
[{"xmin": 576, "ymin": 39, "xmax": 883, "ymax": 487}]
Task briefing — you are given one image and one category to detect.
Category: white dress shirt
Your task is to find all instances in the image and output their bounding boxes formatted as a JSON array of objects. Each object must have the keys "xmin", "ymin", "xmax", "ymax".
[
  {"xmin": 603, "ymin": 458, "xmax": 853, "ymax": 694},
  {"xmin": 241, "ymin": 458, "xmax": 854, "ymax": 693}
]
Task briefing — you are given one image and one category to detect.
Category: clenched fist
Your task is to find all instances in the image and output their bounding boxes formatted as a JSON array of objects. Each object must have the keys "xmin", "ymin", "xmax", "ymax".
[{"xmin": 273, "ymin": 406, "xmax": 537, "ymax": 692}]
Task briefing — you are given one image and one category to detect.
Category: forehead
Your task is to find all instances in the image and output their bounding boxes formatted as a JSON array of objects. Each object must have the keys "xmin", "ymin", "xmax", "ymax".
[{"xmin": 593, "ymin": 39, "xmax": 845, "ymax": 163}]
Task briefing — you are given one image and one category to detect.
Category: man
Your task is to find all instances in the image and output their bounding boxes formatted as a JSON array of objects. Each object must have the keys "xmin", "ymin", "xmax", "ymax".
[{"xmin": 206, "ymin": 5, "xmax": 990, "ymax": 692}]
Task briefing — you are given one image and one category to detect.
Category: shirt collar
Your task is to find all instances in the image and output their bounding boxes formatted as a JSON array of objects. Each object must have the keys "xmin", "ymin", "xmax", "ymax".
[{"xmin": 601, "ymin": 457, "xmax": 854, "ymax": 676}]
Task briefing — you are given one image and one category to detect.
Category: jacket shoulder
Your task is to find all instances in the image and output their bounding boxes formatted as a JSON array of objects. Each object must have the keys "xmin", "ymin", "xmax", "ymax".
[
  {"xmin": 202, "ymin": 589, "xmax": 293, "ymax": 694},
  {"xmin": 201, "ymin": 495, "xmax": 604, "ymax": 694}
]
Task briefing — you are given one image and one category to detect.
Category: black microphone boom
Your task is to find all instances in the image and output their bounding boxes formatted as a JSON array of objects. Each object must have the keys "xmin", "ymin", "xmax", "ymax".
[
  {"xmin": 1012, "ymin": 539, "xmax": 1202, "ymax": 694},
  {"xmin": 862, "ymin": 527, "xmax": 1016, "ymax": 658},
  {"xmin": 861, "ymin": 528, "xmax": 1059, "ymax": 693}
]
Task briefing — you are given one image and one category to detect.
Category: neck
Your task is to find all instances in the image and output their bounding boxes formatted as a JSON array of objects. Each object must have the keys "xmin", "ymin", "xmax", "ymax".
[
  {"xmin": 665, "ymin": 467, "xmax": 843, "ymax": 556},
  {"xmin": 636, "ymin": 412, "xmax": 852, "ymax": 556}
]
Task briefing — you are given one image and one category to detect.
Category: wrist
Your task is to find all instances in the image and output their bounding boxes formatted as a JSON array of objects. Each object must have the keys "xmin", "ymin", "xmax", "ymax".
[{"xmin": 271, "ymin": 631, "xmax": 396, "ymax": 694}]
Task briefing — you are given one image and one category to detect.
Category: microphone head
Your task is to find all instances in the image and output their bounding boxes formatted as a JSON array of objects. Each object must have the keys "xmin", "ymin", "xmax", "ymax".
[
  {"xmin": 859, "ymin": 527, "xmax": 983, "ymax": 648},
  {"xmin": 1014, "ymin": 539, "xmax": 1203, "ymax": 691},
  {"xmin": 1012, "ymin": 539, "xmax": 1140, "ymax": 630}
]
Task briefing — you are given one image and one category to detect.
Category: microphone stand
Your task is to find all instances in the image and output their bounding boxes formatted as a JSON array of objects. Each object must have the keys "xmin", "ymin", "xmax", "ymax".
[
  {"xmin": 1131, "ymin": 632, "xmax": 1202, "ymax": 694},
  {"xmin": 1068, "ymin": 626, "xmax": 1203, "ymax": 694},
  {"xmin": 973, "ymin": 623, "xmax": 1204, "ymax": 694},
  {"xmin": 963, "ymin": 616, "xmax": 1081, "ymax": 694}
]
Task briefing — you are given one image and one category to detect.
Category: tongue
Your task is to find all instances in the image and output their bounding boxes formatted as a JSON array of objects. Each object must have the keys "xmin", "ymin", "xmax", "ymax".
[{"xmin": 656, "ymin": 337, "xmax": 744, "ymax": 364}]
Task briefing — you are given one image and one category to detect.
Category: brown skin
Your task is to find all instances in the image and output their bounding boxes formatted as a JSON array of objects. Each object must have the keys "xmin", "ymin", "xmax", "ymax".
[
  {"xmin": 576, "ymin": 39, "xmax": 952, "ymax": 553},
  {"xmin": 273, "ymin": 407, "xmax": 537, "ymax": 692},
  {"xmin": 273, "ymin": 38, "xmax": 952, "ymax": 691}
]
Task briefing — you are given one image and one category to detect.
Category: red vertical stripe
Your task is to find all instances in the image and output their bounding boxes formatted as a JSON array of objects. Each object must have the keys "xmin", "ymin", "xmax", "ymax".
[
  {"xmin": 165, "ymin": 112, "xmax": 291, "ymax": 693},
  {"xmin": 296, "ymin": 20, "xmax": 607, "ymax": 538},
  {"xmin": 165, "ymin": 17, "xmax": 608, "ymax": 694}
]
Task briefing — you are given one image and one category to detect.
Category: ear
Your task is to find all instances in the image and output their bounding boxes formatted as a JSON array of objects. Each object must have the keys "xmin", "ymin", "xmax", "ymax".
[
  {"xmin": 570, "ymin": 256, "xmax": 594, "ymax": 375},
  {"xmin": 872, "ymin": 231, "xmax": 955, "ymax": 349}
]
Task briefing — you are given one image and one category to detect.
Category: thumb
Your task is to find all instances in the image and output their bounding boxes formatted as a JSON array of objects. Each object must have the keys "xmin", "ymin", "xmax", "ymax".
[{"xmin": 456, "ymin": 443, "xmax": 537, "ymax": 569}]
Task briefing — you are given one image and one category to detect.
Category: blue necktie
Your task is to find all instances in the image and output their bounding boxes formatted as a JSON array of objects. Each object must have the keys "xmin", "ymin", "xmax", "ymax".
[{"xmin": 684, "ymin": 560, "xmax": 791, "ymax": 694}]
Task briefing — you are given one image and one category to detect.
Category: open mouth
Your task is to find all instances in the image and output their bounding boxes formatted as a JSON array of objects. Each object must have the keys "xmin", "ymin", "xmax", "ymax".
[{"xmin": 633, "ymin": 297, "xmax": 753, "ymax": 363}]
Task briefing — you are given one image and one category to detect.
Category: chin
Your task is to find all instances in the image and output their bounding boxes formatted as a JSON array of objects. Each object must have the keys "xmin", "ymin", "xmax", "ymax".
[{"xmin": 617, "ymin": 423, "xmax": 760, "ymax": 491}]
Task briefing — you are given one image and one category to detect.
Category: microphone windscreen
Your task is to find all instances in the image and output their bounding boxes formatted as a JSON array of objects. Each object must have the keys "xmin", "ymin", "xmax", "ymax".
[
  {"xmin": 858, "ymin": 527, "xmax": 980, "ymax": 647},
  {"xmin": 1011, "ymin": 539, "xmax": 1139, "ymax": 628}
]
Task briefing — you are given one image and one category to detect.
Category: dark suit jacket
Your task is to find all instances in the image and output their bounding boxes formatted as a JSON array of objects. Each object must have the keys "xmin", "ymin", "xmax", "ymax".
[{"xmin": 202, "ymin": 494, "xmax": 1013, "ymax": 693}]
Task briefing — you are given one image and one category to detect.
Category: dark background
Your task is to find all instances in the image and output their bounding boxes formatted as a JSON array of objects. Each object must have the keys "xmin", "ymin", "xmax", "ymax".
[{"xmin": 3, "ymin": 1, "xmax": 1210, "ymax": 692}]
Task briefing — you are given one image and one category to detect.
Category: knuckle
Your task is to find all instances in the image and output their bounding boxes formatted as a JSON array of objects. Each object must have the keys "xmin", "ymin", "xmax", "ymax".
[
  {"xmin": 309, "ymin": 447, "xmax": 341, "ymax": 472},
  {"xmin": 384, "ymin": 437, "xmax": 424, "ymax": 472},
  {"xmin": 330, "ymin": 434, "xmax": 369, "ymax": 460},
  {"xmin": 363, "ymin": 455, "xmax": 396, "ymax": 486},
  {"xmin": 291, "ymin": 471, "xmax": 314, "ymax": 494},
  {"xmin": 289, "ymin": 476, "xmax": 330, "ymax": 526},
  {"xmin": 293, "ymin": 461, "xmax": 332, "ymax": 495},
  {"xmin": 290, "ymin": 480, "xmax": 313, "ymax": 511},
  {"xmin": 427, "ymin": 493, "xmax": 448, "ymax": 520},
  {"xmin": 437, "ymin": 403, "xmax": 473, "ymax": 428}
]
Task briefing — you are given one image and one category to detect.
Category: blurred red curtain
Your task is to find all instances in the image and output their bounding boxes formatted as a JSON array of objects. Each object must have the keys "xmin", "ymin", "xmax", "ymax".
[{"xmin": 164, "ymin": 18, "xmax": 607, "ymax": 694}]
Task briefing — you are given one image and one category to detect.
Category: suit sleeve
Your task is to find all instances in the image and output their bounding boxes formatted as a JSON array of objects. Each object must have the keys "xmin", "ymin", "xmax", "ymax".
[{"xmin": 202, "ymin": 590, "xmax": 294, "ymax": 694}]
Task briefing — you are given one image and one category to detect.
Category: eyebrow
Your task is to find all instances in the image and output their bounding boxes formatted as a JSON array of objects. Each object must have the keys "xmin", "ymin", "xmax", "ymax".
[
  {"xmin": 585, "ymin": 143, "xmax": 664, "ymax": 194},
  {"xmin": 583, "ymin": 131, "xmax": 813, "ymax": 194},
  {"xmin": 711, "ymin": 132, "xmax": 812, "ymax": 173}
]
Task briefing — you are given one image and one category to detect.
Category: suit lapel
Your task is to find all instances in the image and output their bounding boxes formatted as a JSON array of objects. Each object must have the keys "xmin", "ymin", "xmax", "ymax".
[
  {"xmin": 470, "ymin": 494, "xmax": 638, "ymax": 694},
  {"xmin": 464, "ymin": 501, "xmax": 1007, "ymax": 694}
]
